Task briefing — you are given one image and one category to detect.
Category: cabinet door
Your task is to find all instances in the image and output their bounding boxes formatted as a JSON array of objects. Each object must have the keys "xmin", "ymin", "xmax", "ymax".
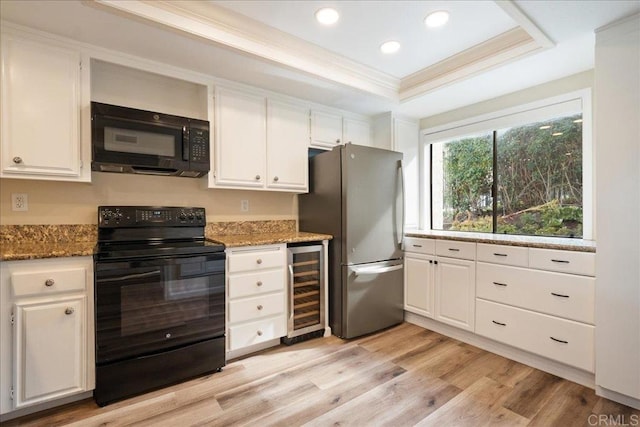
[
  {"xmin": 214, "ymin": 88, "xmax": 266, "ymax": 188},
  {"xmin": 343, "ymin": 118, "xmax": 371, "ymax": 146},
  {"xmin": 266, "ymin": 100, "xmax": 309, "ymax": 191},
  {"xmin": 310, "ymin": 110, "xmax": 342, "ymax": 149},
  {"xmin": 404, "ymin": 253, "xmax": 435, "ymax": 318},
  {"xmin": 13, "ymin": 297, "xmax": 85, "ymax": 408},
  {"xmin": 435, "ymin": 257, "xmax": 476, "ymax": 331},
  {"xmin": 1, "ymin": 36, "xmax": 81, "ymax": 179}
]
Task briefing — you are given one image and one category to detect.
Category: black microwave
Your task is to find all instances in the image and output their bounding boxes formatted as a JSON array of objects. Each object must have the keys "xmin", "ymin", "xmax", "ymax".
[{"xmin": 91, "ymin": 102, "xmax": 210, "ymax": 178}]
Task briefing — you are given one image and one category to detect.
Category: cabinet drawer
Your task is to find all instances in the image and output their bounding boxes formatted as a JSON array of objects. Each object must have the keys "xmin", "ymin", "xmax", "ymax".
[
  {"xmin": 477, "ymin": 244, "xmax": 528, "ymax": 267},
  {"xmin": 435, "ymin": 240, "xmax": 476, "ymax": 260},
  {"xmin": 476, "ymin": 299, "xmax": 594, "ymax": 372},
  {"xmin": 476, "ymin": 263, "xmax": 595, "ymax": 323},
  {"xmin": 529, "ymin": 248, "xmax": 595, "ymax": 276},
  {"xmin": 227, "ymin": 247, "xmax": 284, "ymax": 273},
  {"xmin": 228, "ymin": 292, "xmax": 285, "ymax": 324},
  {"xmin": 403, "ymin": 237, "xmax": 435, "ymax": 255},
  {"xmin": 11, "ymin": 267, "xmax": 86, "ymax": 297},
  {"xmin": 228, "ymin": 270, "xmax": 285, "ymax": 299},
  {"xmin": 228, "ymin": 316, "xmax": 286, "ymax": 351}
]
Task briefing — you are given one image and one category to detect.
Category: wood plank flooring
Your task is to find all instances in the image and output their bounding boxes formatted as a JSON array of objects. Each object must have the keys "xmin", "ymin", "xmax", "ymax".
[{"xmin": 5, "ymin": 322, "xmax": 639, "ymax": 426}]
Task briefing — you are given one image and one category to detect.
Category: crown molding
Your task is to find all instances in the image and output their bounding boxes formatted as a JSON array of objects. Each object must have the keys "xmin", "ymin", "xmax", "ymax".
[{"xmin": 89, "ymin": 0, "xmax": 554, "ymax": 104}]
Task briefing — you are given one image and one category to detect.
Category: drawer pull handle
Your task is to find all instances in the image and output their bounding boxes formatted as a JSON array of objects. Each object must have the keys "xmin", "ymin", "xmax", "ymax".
[
  {"xmin": 13, "ymin": 156, "xmax": 23, "ymax": 164},
  {"xmin": 551, "ymin": 292, "xmax": 570, "ymax": 298},
  {"xmin": 257, "ymin": 330, "xmax": 263, "ymax": 336},
  {"xmin": 448, "ymin": 248, "xmax": 460, "ymax": 252},
  {"xmin": 492, "ymin": 282, "xmax": 508, "ymax": 287},
  {"xmin": 493, "ymin": 253, "xmax": 507, "ymax": 257},
  {"xmin": 551, "ymin": 259, "xmax": 570, "ymax": 264},
  {"xmin": 257, "ymin": 305, "xmax": 263, "ymax": 310},
  {"xmin": 256, "ymin": 281, "xmax": 263, "ymax": 287},
  {"xmin": 45, "ymin": 279, "xmax": 55, "ymax": 287},
  {"xmin": 492, "ymin": 320, "xmax": 506, "ymax": 326},
  {"xmin": 550, "ymin": 336, "xmax": 568, "ymax": 344},
  {"xmin": 413, "ymin": 244, "xmax": 423, "ymax": 248},
  {"xmin": 64, "ymin": 307, "xmax": 74, "ymax": 315},
  {"xmin": 255, "ymin": 175, "xmax": 261, "ymax": 181},
  {"xmin": 256, "ymin": 258, "xmax": 263, "ymax": 265}
]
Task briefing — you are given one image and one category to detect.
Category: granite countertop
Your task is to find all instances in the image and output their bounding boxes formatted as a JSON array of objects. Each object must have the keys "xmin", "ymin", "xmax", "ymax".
[
  {"xmin": 208, "ymin": 231, "xmax": 332, "ymax": 248},
  {"xmin": 0, "ymin": 241, "xmax": 96, "ymax": 261},
  {"xmin": 405, "ymin": 229, "xmax": 596, "ymax": 253}
]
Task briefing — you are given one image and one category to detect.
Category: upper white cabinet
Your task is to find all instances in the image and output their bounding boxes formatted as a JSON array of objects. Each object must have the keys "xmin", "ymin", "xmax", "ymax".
[
  {"xmin": 310, "ymin": 110, "xmax": 343, "ymax": 149},
  {"xmin": 1, "ymin": 34, "xmax": 90, "ymax": 182},
  {"xmin": 310, "ymin": 110, "xmax": 372, "ymax": 149},
  {"xmin": 266, "ymin": 99, "xmax": 309, "ymax": 191},
  {"xmin": 213, "ymin": 87, "xmax": 266, "ymax": 189},
  {"xmin": 211, "ymin": 87, "xmax": 308, "ymax": 192},
  {"xmin": 343, "ymin": 118, "xmax": 371, "ymax": 146}
]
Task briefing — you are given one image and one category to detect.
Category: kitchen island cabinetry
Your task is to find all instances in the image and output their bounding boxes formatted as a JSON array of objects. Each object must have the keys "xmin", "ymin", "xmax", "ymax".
[
  {"xmin": 0, "ymin": 257, "xmax": 94, "ymax": 417},
  {"xmin": 226, "ymin": 244, "xmax": 287, "ymax": 358},
  {"xmin": 0, "ymin": 32, "xmax": 90, "ymax": 182},
  {"xmin": 212, "ymin": 87, "xmax": 308, "ymax": 192}
]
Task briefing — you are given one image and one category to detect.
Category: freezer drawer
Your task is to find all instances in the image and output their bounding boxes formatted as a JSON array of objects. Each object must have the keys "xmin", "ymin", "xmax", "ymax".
[{"xmin": 342, "ymin": 259, "xmax": 404, "ymax": 339}]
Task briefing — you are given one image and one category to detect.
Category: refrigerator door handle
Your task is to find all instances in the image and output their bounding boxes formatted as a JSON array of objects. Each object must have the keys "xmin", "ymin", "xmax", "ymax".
[
  {"xmin": 397, "ymin": 159, "xmax": 406, "ymax": 246},
  {"xmin": 351, "ymin": 264, "xmax": 403, "ymax": 276}
]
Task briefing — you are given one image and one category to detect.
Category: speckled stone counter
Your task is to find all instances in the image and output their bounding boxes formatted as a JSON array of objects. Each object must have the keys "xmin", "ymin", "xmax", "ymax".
[
  {"xmin": 0, "ymin": 221, "xmax": 332, "ymax": 260},
  {"xmin": 208, "ymin": 231, "xmax": 332, "ymax": 248},
  {"xmin": 405, "ymin": 229, "xmax": 596, "ymax": 252}
]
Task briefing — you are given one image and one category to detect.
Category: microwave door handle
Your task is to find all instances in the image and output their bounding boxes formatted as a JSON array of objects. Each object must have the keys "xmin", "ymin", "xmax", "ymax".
[{"xmin": 182, "ymin": 126, "xmax": 190, "ymax": 161}]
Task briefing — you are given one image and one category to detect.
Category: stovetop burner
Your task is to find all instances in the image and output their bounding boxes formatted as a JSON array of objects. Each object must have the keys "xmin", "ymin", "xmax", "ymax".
[{"xmin": 94, "ymin": 206, "xmax": 225, "ymax": 260}]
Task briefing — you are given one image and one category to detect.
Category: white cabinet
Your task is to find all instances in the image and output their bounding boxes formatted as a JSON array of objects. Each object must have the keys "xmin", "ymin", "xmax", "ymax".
[
  {"xmin": 0, "ymin": 257, "xmax": 94, "ymax": 415},
  {"xmin": 434, "ymin": 256, "xmax": 476, "ymax": 331},
  {"xmin": 310, "ymin": 111, "xmax": 372, "ymax": 149},
  {"xmin": 1, "ymin": 33, "xmax": 90, "ymax": 182},
  {"xmin": 594, "ymin": 14, "xmax": 640, "ymax": 402},
  {"xmin": 343, "ymin": 118, "xmax": 371, "ymax": 146},
  {"xmin": 266, "ymin": 99, "xmax": 309, "ymax": 191},
  {"xmin": 212, "ymin": 88, "xmax": 308, "ymax": 192},
  {"xmin": 310, "ymin": 110, "xmax": 342, "ymax": 149},
  {"xmin": 403, "ymin": 237, "xmax": 476, "ymax": 331},
  {"xmin": 226, "ymin": 245, "xmax": 287, "ymax": 354},
  {"xmin": 14, "ymin": 298, "xmax": 85, "ymax": 409},
  {"xmin": 213, "ymin": 87, "xmax": 266, "ymax": 188}
]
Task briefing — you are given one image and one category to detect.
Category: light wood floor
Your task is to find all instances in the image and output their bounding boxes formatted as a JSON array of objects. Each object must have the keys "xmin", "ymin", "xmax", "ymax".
[{"xmin": 5, "ymin": 322, "xmax": 639, "ymax": 426}]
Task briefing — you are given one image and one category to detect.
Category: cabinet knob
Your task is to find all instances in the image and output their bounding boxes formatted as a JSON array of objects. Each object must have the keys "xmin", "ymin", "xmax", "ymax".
[
  {"xmin": 255, "ymin": 175, "xmax": 261, "ymax": 181},
  {"xmin": 256, "ymin": 281, "xmax": 263, "ymax": 287},
  {"xmin": 257, "ymin": 330, "xmax": 263, "ymax": 336},
  {"xmin": 64, "ymin": 307, "xmax": 74, "ymax": 315},
  {"xmin": 257, "ymin": 304, "xmax": 263, "ymax": 310},
  {"xmin": 336, "ymin": 139, "xmax": 341, "ymax": 144},
  {"xmin": 12, "ymin": 156, "xmax": 23, "ymax": 164},
  {"xmin": 273, "ymin": 176, "xmax": 279, "ymax": 182},
  {"xmin": 256, "ymin": 258, "xmax": 263, "ymax": 265},
  {"xmin": 45, "ymin": 279, "xmax": 55, "ymax": 287}
]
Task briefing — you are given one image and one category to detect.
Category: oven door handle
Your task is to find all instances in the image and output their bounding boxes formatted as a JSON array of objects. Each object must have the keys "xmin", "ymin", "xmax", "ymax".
[{"xmin": 97, "ymin": 270, "xmax": 162, "ymax": 283}]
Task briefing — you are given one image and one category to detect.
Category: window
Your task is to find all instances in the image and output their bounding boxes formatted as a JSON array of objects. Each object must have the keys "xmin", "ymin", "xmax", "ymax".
[{"xmin": 425, "ymin": 91, "xmax": 591, "ymax": 239}]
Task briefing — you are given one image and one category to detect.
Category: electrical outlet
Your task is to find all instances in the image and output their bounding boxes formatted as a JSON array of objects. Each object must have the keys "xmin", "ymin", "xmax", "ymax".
[
  {"xmin": 11, "ymin": 193, "xmax": 28, "ymax": 212},
  {"xmin": 240, "ymin": 200, "xmax": 249, "ymax": 212}
]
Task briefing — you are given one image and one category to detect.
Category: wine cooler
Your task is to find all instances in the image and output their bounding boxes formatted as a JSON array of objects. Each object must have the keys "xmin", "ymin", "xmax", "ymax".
[{"xmin": 283, "ymin": 243, "xmax": 325, "ymax": 344}]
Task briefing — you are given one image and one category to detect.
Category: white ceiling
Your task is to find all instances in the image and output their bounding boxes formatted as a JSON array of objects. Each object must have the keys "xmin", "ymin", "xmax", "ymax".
[{"xmin": 1, "ymin": 1, "xmax": 639, "ymax": 119}]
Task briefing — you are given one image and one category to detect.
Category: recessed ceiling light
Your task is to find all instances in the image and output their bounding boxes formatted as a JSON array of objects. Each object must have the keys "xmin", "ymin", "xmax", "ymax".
[
  {"xmin": 380, "ymin": 41, "xmax": 401, "ymax": 54},
  {"xmin": 315, "ymin": 8, "xmax": 339, "ymax": 25},
  {"xmin": 424, "ymin": 10, "xmax": 449, "ymax": 28}
]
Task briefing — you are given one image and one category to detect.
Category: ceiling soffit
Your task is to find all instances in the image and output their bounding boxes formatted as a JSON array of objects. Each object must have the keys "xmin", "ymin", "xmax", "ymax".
[{"xmin": 90, "ymin": 0, "xmax": 554, "ymax": 103}]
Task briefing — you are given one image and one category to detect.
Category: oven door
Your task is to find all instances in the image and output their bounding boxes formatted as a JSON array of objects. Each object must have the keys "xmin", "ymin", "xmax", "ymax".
[{"xmin": 95, "ymin": 253, "xmax": 225, "ymax": 365}]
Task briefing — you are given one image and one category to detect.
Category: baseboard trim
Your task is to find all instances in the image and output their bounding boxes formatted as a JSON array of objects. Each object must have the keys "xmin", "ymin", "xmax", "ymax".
[
  {"xmin": 596, "ymin": 386, "xmax": 640, "ymax": 410},
  {"xmin": 0, "ymin": 391, "xmax": 93, "ymax": 422},
  {"xmin": 404, "ymin": 311, "xmax": 596, "ymax": 389}
]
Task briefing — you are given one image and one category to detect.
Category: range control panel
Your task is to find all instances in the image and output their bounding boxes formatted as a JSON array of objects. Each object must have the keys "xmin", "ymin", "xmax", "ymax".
[{"xmin": 98, "ymin": 206, "xmax": 206, "ymax": 227}]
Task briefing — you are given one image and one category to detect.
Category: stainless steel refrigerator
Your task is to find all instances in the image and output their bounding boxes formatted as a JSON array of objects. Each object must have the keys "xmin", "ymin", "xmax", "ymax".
[{"xmin": 299, "ymin": 143, "xmax": 404, "ymax": 339}]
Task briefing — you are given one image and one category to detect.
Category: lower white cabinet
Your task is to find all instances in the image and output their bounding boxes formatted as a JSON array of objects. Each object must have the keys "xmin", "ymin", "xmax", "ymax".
[
  {"xmin": 434, "ymin": 256, "xmax": 476, "ymax": 331},
  {"xmin": 0, "ymin": 257, "xmax": 94, "ymax": 415},
  {"xmin": 226, "ymin": 245, "xmax": 287, "ymax": 353},
  {"xmin": 404, "ymin": 252, "xmax": 435, "ymax": 318}
]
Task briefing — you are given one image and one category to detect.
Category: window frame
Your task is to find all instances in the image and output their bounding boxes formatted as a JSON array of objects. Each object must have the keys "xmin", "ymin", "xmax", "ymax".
[{"xmin": 420, "ymin": 89, "xmax": 593, "ymax": 240}]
